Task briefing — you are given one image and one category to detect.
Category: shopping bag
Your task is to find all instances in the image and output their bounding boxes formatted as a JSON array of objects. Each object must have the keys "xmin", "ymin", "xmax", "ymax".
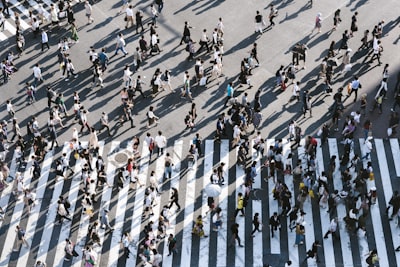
[{"xmin": 199, "ymin": 77, "xmax": 207, "ymax": 86}]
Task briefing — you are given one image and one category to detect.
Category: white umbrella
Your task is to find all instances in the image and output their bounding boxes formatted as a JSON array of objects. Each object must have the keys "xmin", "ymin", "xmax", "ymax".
[{"xmin": 205, "ymin": 183, "xmax": 221, "ymax": 197}]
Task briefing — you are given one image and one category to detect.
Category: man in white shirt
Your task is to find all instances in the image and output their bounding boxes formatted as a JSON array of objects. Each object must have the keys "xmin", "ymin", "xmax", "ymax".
[
  {"xmin": 154, "ymin": 131, "xmax": 167, "ymax": 157},
  {"xmin": 197, "ymin": 29, "xmax": 210, "ymax": 53},
  {"xmin": 33, "ymin": 63, "xmax": 42, "ymax": 88},
  {"xmin": 362, "ymin": 136, "xmax": 373, "ymax": 160},
  {"xmin": 125, "ymin": 5, "xmax": 134, "ymax": 28},
  {"xmin": 41, "ymin": 29, "xmax": 49, "ymax": 52}
]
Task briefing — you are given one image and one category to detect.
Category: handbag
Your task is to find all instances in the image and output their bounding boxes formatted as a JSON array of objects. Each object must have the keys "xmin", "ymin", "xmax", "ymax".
[{"xmin": 124, "ymin": 16, "xmax": 127, "ymax": 21}]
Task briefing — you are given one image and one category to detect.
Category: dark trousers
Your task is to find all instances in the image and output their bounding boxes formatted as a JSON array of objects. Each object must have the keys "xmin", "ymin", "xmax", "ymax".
[
  {"xmin": 168, "ymin": 199, "xmax": 181, "ymax": 210},
  {"xmin": 41, "ymin": 42, "xmax": 50, "ymax": 51},
  {"xmin": 251, "ymin": 223, "xmax": 261, "ymax": 235},
  {"xmin": 234, "ymin": 208, "xmax": 245, "ymax": 218},
  {"xmin": 135, "ymin": 22, "xmax": 144, "ymax": 33},
  {"xmin": 348, "ymin": 88, "xmax": 358, "ymax": 102},
  {"xmin": 197, "ymin": 41, "xmax": 210, "ymax": 53}
]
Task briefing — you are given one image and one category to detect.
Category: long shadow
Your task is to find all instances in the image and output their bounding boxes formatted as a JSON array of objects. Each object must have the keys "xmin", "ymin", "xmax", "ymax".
[
  {"xmin": 278, "ymin": 2, "xmax": 310, "ymax": 24},
  {"xmin": 350, "ymin": 0, "xmax": 369, "ymax": 12},
  {"xmin": 87, "ymin": 17, "xmax": 115, "ymax": 32},
  {"xmin": 173, "ymin": 1, "xmax": 199, "ymax": 15},
  {"xmin": 194, "ymin": 0, "xmax": 225, "ymax": 15}
]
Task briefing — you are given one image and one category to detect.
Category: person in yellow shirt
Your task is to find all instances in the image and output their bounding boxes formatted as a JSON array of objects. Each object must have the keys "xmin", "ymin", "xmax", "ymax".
[{"xmin": 233, "ymin": 193, "xmax": 245, "ymax": 218}]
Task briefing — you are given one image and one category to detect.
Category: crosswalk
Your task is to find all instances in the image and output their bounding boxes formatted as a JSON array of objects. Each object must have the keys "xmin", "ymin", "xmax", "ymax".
[
  {"xmin": 0, "ymin": 0, "xmax": 76, "ymax": 41},
  {"xmin": 0, "ymin": 138, "xmax": 399, "ymax": 267}
]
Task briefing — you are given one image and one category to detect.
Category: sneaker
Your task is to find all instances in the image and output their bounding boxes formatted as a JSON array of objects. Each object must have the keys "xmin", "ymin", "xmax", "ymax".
[{"xmin": 65, "ymin": 78, "xmax": 69, "ymax": 81}]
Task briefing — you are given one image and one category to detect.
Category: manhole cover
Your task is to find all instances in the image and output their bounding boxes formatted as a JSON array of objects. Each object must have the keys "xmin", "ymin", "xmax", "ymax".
[{"xmin": 114, "ymin": 152, "xmax": 129, "ymax": 163}]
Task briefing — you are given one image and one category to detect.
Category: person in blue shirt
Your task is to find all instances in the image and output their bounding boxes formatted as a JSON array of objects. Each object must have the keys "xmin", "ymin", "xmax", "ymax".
[{"xmin": 224, "ymin": 82, "xmax": 234, "ymax": 106}]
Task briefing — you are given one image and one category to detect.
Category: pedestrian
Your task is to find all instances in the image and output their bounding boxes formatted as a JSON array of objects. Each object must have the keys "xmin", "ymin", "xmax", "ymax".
[
  {"xmin": 114, "ymin": 33, "xmax": 128, "ymax": 57},
  {"xmin": 135, "ymin": 10, "xmax": 144, "ymax": 34},
  {"xmin": 33, "ymin": 261, "xmax": 47, "ymax": 267},
  {"xmin": 347, "ymin": 76, "xmax": 362, "ymax": 102},
  {"xmin": 180, "ymin": 21, "xmax": 193, "ymax": 45},
  {"xmin": 65, "ymin": 59, "xmax": 78, "ymax": 81},
  {"xmin": 167, "ymin": 234, "xmax": 177, "ymax": 256},
  {"xmin": 224, "ymin": 82, "xmax": 234, "ymax": 107},
  {"xmin": 168, "ymin": 187, "xmax": 181, "ymax": 211},
  {"xmin": 124, "ymin": 4, "xmax": 134, "ymax": 28},
  {"xmin": 302, "ymin": 90, "xmax": 312, "ymax": 118},
  {"xmin": 70, "ymin": 22, "xmax": 79, "ymax": 42},
  {"xmin": 135, "ymin": 75, "xmax": 147, "ymax": 98},
  {"xmin": 99, "ymin": 112, "xmax": 111, "ymax": 136},
  {"xmin": 294, "ymin": 222, "xmax": 305, "ymax": 246},
  {"xmin": 181, "ymin": 73, "xmax": 193, "ymax": 101},
  {"xmin": 303, "ymin": 240, "xmax": 321, "ymax": 263},
  {"xmin": 146, "ymin": 106, "xmax": 159, "ymax": 128},
  {"xmin": 251, "ymin": 212, "xmax": 262, "ymax": 237},
  {"xmin": 121, "ymin": 231, "xmax": 131, "ymax": 258},
  {"xmin": 332, "ymin": 9, "xmax": 341, "ymax": 31},
  {"xmin": 361, "ymin": 136, "xmax": 373, "ymax": 160},
  {"xmin": 254, "ymin": 10, "xmax": 264, "ymax": 35},
  {"xmin": 98, "ymin": 47, "xmax": 109, "ymax": 71},
  {"xmin": 369, "ymin": 38, "xmax": 383, "ymax": 65},
  {"xmin": 230, "ymin": 223, "xmax": 244, "ymax": 247},
  {"xmin": 212, "ymin": 207, "xmax": 223, "ymax": 231},
  {"xmin": 83, "ymin": 246, "xmax": 97, "ymax": 267},
  {"xmin": 365, "ymin": 249, "xmax": 379, "ymax": 267},
  {"xmin": 351, "ymin": 12, "xmax": 358, "ymax": 33},
  {"xmin": 233, "ymin": 192, "xmax": 245, "ymax": 219},
  {"xmin": 323, "ymin": 218, "xmax": 338, "ymax": 239},
  {"xmin": 13, "ymin": 225, "xmax": 29, "ymax": 251},
  {"xmin": 164, "ymin": 152, "xmax": 173, "ymax": 180},
  {"xmin": 269, "ymin": 211, "xmax": 281, "ymax": 238},
  {"xmin": 154, "ymin": 131, "xmax": 167, "ymax": 157},
  {"xmin": 197, "ymin": 29, "xmax": 210, "ymax": 53},
  {"xmin": 56, "ymin": 199, "xmax": 72, "ymax": 224},
  {"xmin": 64, "ymin": 239, "xmax": 79, "ymax": 261},
  {"xmin": 85, "ymin": 1, "xmax": 94, "ymax": 24},
  {"xmin": 32, "ymin": 63, "xmax": 43, "ymax": 88},
  {"xmin": 268, "ymin": 5, "xmax": 278, "ymax": 28},
  {"xmin": 100, "ymin": 209, "xmax": 114, "ymax": 231},
  {"xmin": 150, "ymin": 4, "xmax": 158, "ymax": 26},
  {"xmin": 41, "ymin": 29, "xmax": 50, "ymax": 52},
  {"xmin": 312, "ymin": 13, "xmax": 322, "ymax": 34}
]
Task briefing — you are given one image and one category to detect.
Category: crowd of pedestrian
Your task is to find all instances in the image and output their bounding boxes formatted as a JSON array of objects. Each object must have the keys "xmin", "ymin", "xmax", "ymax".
[{"xmin": 0, "ymin": 0, "xmax": 399, "ymax": 266}]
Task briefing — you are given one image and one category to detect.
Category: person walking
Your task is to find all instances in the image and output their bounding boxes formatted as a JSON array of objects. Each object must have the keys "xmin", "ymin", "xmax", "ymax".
[
  {"xmin": 254, "ymin": 10, "xmax": 264, "ymax": 35},
  {"xmin": 167, "ymin": 234, "xmax": 178, "ymax": 256},
  {"xmin": 303, "ymin": 240, "xmax": 321, "ymax": 263},
  {"xmin": 251, "ymin": 212, "xmax": 262, "ymax": 237},
  {"xmin": 32, "ymin": 63, "xmax": 43, "ymax": 88},
  {"xmin": 180, "ymin": 21, "xmax": 193, "ymax": 45},
  {"xmin": 324, "ymin": 217, "xmax": 338, "ymax": 239},
  {"xmin": 224, "ymin": 82, "xmax": 234, "ymax": 107},
  {"xmin": 365, "ymin": 249, "xmax": 379, "ymax": 267},
  {"xmin": 233, "ymin": 192, "xmax": 245, "ymax": 219},
  {"xmin": 41, "ymin": 29, "xmax": 50, "ymax": 52},
  {"xmin": 361, "ymin": 136, "xmax": 373, "ymax": 160},
  {"xmin": 100, "ymin": 209, "xmax": 114, "ymax": 232},
  {"xmin": 99, "ymin": 112, "xmax": 111, "ymax": 136},
  {"xmin": 164, "ymin": 152, "xmax": 173, "ymax": 180},
  {"xmin": 230, "ymin": 223, "xmax": 244, "ymax": 247},
  {"xmin": 85, "ymin": 1, "xmax": 94, "ymax": 24},
  {"xmin": 121, "ymin": 231, "xmax": 131, "ymax": 258},
  {"xmin": 135, "ymin": 10, "xmax": 144, "ymax": 34},
  {"xmin": 56, "ymin": 200, "xmax": 72, "ymax": 225},
  {"xmin": 70, "ymin": 22, "xmax": 79, "ymax": 43},
  {"xmin": 269, "ymin": 212, "xmax": 281, "ymax": 238},
  {"xmin": 64, "ymin": 239, "xmax": 79, "ymax": 261},
  {"xmin": 312, "ymin": 13, "xmax": 322, "ymax": 34},
  {"xmin": 347, "ymin": 76, "xmax": 362, "ymax": 102},
  {"xmin": 268, "ymin": 5, "xmax": 278, "ymax": 28},
  {"xmin": 13, "ymin": 225, "xmax": 29, "ymax": 251},
  {"xmin": 114, "ymin": 33, "xmax": 128, "ymax": 57},
  {"xmin": 168, "ymin": 187, "xmax": 181, "ymax": 211},
  {"xmin": 154, "ymin": 131, "xmax": 167, "ymax": 157}
]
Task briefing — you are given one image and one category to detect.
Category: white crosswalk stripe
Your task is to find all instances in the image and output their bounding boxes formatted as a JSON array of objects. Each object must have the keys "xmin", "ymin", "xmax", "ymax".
[{"xmin": 1, "ymin": 138, "xmax": 400, "ymax": 266}]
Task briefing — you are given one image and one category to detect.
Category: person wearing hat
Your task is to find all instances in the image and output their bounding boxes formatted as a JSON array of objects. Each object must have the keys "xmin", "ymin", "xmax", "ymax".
[{"xmin": 361, "ymin": 137, "xmax": 373, "ymax": 160}]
